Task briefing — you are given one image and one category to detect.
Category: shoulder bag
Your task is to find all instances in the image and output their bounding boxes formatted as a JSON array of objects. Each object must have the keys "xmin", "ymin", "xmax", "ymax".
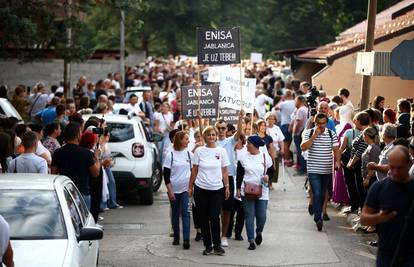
[{"xmin": 244, "ymin": 153, "xmax": 266, "ymax": 199}]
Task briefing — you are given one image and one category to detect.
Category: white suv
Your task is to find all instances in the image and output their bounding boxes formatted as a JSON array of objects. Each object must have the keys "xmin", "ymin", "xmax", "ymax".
[{"xmin": 82, "ymin": 114, "xmax": 162, "ymax": 205}]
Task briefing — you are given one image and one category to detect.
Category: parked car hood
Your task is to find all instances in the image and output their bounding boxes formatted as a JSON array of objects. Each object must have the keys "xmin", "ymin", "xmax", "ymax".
[{"xmin": 11, "ymin": 239, "xmax": 67, "ymax": 267}]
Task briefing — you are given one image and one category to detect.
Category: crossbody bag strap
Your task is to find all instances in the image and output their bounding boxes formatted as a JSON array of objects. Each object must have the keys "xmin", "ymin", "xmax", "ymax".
[
  {"xmin": 28, "ymin": 94, "xmax": 41, "ymax": 116},
  {"xmin": 170, "ymin": 151, "xmax": 173, "ymax": 168},
  {"xmin": 187, "ymin": 151, "xmax": 191, "ymax": 169},
  {"xmin": 14, "ymin": 158, "xmax": 18, "ymax": 173}
]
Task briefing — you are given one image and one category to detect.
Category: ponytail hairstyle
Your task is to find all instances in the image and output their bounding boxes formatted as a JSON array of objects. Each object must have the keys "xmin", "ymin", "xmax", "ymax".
[{"xmin": 363, "ymin": 127, "xmax": 380, "ymax": 145}]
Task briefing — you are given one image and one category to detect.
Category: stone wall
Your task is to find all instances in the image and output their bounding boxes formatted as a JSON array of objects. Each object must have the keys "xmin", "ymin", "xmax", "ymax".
[{"xmin": 0, "ymin": 50, "xmax": 146, "ymax": 94}]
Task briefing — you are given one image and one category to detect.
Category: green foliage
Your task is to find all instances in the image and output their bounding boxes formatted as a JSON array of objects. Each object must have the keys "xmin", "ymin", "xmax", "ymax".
[
  {"xmin": 0, "ymin": 0, "xmax": 95, "ymax": 62},
  {"xmin": 1, "ymin": 0, "xmax": 404, "ymax": 60}
]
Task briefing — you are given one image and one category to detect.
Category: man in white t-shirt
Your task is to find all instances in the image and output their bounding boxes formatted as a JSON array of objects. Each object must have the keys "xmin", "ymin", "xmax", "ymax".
[
  {"xmin": 254, "ymin": 90, "xmax": 273, "ymax": 119},
  {"xmin": 277, "ymin": 90, "xmax": 295, "ymax": 166},
  {"xmin": 154, "ymin": 102, "xmax": 174, "ymax": 163},
  {"xmin": 0, "ymin": 215, "xmax": 14, "ymax": 267},
  {"xmin": 290, "ymin": 95, "xmax": 308, "ymax": 174},
  {"xmin": 126, "ymin": 94, "xmax": 145, "ymax": 118},
  {"xmin": 28, "ymin": 124, "xmax": 51, "ymax": 166},
  {"xmin": 338, "ymin": 88, "xmax": 354, "ymax": 110}
]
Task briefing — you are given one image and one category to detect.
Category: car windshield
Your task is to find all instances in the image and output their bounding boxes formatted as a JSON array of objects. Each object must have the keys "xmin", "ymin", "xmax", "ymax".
[
  {"xmin": 107, "ymin": 122, "xmax": 135, "ymax": 142},
  {"xmin": 0, "ymin": 190, "xmax": 67, "ymax": 240}
]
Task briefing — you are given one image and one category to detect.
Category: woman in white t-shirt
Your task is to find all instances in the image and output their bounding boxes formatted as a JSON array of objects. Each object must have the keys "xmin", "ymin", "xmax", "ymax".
[
  {"xmin": 163, "ymin": 131, "xmax": 194, "ymax": 250},
  {"xmin": 188, "ymin": 126, "xmax": 230, "ymax": 256},
  {"xmin": 265, "ymin": 112, "xmax": 285, "ymax": 183},
  {"xmin": 236, "ymin": 135, "xmax": 273, "ymax": 250}
]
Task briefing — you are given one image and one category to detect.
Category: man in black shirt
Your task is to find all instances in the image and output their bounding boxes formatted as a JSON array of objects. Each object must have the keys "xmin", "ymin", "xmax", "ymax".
[
  {"xmin": 51, "ymin": 122, "xmax": 100, "ymax": 209},
  {"xmin": 361, "ymin": 146, "xmax": 414, "ymax": 267}
]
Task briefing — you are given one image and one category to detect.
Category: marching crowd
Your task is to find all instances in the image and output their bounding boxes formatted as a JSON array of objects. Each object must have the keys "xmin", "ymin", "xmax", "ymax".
[{"xmin": 1, "ymin": 56, "xmax": 414, "ymax": 266}]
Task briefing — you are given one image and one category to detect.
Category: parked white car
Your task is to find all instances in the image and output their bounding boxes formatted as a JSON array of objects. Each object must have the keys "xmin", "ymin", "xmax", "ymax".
[
  {"xmin": 82, "ymin": 114, "xmax": 162, "ymax": 205},
  {"xmin": 0, "ymin": 174, "xmax": 103, "ymax": 267},
  {"xmin": 0, "ymin": 98, "xmax": 23, "ymax": 122}
]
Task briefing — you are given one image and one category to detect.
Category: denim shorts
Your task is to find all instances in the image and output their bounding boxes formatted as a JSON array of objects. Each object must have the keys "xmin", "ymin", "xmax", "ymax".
[{"xmin": 281, "ymin": 124, "xmax": 292, "ymax": 142}]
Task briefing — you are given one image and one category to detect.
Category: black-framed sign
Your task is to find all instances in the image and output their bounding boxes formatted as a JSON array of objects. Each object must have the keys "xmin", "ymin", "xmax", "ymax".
[
  {"xmin": 197, "ymin": 27, "xmax": 241, "ymax": 65},
  {"xmin": 181, "ymin": 84, "xmax": 220, "ymax": 119}
]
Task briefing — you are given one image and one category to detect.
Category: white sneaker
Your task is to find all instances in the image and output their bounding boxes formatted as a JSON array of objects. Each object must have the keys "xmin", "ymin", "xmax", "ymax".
[{"xmin": 221, "ymin": 237, "xmax": 229, "ymax": 247}]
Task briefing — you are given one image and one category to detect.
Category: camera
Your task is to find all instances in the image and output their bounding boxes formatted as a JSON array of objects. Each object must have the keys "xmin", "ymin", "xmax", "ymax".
[
  {"xmin": 92, "ymin": 127, "xmax": 109, "ymax": 136},
  {"xmin": 305, "ymin": 86, "xmax": 320, "ymax": 116}
]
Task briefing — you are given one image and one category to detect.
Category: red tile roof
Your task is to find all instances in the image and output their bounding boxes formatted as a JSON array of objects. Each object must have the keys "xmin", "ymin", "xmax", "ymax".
[{"xmin": 297, "ymin": 2, "xmax": 414, "ymax": 64}]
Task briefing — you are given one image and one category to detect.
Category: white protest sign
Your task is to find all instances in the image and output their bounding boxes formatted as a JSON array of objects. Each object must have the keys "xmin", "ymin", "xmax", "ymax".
[
  {"xmin": 219, "ymin": 68, "xmax": 256, "ymax": 113},
  {"xmin": 207, "ymin": 65, "xmax": 231, "ymax": 83},
  {"xmin": 250, "ymin": 52, "xmax": 263, "ymax": 63}
]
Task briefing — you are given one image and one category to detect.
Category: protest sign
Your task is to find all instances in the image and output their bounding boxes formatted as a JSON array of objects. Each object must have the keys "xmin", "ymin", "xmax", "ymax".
[
  {"xmin": 218, "ymin": 68, "xmax": 256, "ymax": 113},
  {"xmin": 197, "ymin": 27, "xmax": 240, "ymax": 65},
  {"xmin": 250, "ymin": 52, "xmax": 263, "ymax": 63},
  {"xmin": 207, "ymin": 65, "xmax": 231, "ymax": 83},
  {"xmin": 211, "ymin": 108, "xmax": 240, "ymax": 126},
  {"xmin": 181, "ymin": 84, "xmax": 220, "ymax": 119}
]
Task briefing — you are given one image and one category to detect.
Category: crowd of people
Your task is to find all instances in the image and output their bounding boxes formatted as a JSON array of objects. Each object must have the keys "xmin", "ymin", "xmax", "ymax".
[{"xmin": 1, "ymin": 55, "xmax": 414, "ymax": 266}]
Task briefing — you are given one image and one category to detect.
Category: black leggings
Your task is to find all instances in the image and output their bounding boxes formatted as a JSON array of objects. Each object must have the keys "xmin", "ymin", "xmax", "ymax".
[
  {"xmin": 226, "ymin": 198, "xmax": 244, "ymax": 238},
  {"xmin": 194, "ymin": 185, "xmax": 224, "ymax": 248}
]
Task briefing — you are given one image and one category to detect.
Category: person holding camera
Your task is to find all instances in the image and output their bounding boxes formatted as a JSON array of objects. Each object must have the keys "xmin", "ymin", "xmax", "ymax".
[
  {"xmin": 236, "ymin": 135, "xmax": 273, "ymax": 250},
  {"xmin": 51, "ymin": 122, "xmax": 101, "ymax": 210},
  {"xmin": 301, "ymin": 113, "xmax": 340, "ymax": 231}
]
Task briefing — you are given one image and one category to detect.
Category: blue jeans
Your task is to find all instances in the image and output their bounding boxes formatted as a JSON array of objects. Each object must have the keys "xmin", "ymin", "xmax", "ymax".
[
  {"xmin": 293, "ymin": 134, "xmax": 306, "ymax": 173},
  {"xmin": 170, "ymin": 192, "xmax": 191, "ymax": 241},
  {"xmin": 308, "ymin": 173, "xmax": 332, "ymax": 222},
  {"xmin": 82, "ymin": 194, "xmax": 91, "ymax": 210},
  {"xmin": 105, "ymin": 167, "xmax": 119, "ymax": 208},
  {"xmin": 242, "ymin": 197, "xmax": 268, "ymax": 242}
]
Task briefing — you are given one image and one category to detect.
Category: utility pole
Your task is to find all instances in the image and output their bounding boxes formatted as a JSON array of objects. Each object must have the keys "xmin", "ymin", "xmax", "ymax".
[
  {"xmin": 120, "ymin": 9, "xmax": 125, "ymax": 90},
  {"xmin": 63, "ymin": 0, "xmax": 73, "ymax": 98},
  {"xmin": 359, "ymin": 0, "xmax": 377, "ymax": 110}
]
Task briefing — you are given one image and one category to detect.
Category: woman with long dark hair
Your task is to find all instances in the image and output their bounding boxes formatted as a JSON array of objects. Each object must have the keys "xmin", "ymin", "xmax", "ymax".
[{"xmin": 163, "ymin": 131, "xmax": 194, "ymax": 249}]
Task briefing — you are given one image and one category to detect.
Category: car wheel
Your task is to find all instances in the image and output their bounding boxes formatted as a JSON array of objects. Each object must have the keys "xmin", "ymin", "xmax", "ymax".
[
  {"xmin": 152, "ymin": 162, "xmax": 162, "ymax": 192},
  {"xmin": 140, "ymin": 186, "xmax": 154, "ymax": 205}
]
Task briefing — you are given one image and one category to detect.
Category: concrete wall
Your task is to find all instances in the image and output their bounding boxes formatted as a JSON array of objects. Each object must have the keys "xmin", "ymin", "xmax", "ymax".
[
  {"xmin": 312, "ymin": 31, "xmax": 414, "ymax": 109},
  {"xmin": 0, "ymin": 50, "xmax": 146, "ymax": 94}
]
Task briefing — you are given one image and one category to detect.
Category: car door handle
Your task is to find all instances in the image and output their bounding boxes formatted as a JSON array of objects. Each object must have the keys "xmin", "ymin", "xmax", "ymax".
[{"xmin": 88, "ymin": 241, "xmax": 93, "ymax": 247}]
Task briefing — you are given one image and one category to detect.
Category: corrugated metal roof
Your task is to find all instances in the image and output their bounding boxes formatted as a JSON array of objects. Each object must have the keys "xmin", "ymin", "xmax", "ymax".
[{"xmin": 297, "ymin": 2, "xmax": 414, "ymax": 63}]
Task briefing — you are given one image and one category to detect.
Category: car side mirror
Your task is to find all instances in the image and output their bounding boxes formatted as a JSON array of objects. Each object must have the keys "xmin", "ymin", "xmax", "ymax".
[{"xmin": 77, "ymin": 226, "xmax": 103, "ymax": 242}]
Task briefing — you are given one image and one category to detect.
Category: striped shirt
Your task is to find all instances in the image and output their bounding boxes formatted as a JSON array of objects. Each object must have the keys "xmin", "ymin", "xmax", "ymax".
[
  {"xmin": 351, "ymin": 133, "xmax": 368, "ymax": 159},
  {"xmin": 303, "ymin": 128, "xmax": 339, "ymax": 174}
]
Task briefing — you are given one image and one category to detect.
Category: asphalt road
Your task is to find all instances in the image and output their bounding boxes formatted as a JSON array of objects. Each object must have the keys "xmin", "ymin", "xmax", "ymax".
[{"xmin": 98, "ymin": 166, "xmax": 377, "ymax": 267}]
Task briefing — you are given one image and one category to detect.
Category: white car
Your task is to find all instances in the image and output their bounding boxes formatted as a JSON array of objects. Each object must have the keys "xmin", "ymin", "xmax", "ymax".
[
  {"xmin": 82, "ymin": 114, "xmax": 162, "ymax": 205},
  {"xmin": 0, "ymin": 98, "xmax": 23, "ymax": 122},
  {"xmin": 0, "ymin": 174, "xmax": 103, "ymax": 267}
]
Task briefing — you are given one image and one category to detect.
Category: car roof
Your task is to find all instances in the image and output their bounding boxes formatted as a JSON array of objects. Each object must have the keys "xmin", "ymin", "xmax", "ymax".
[
  {"xmin": 126, "ymin": 86, "xmax": 151, "ymax": 91},
  {"xmin": 0, "ymin": 174, "xmax": 68, "ymax": 190},
  {"xmin": 82, "ymin": 113, "xmax": 142, "ymax": 123}
]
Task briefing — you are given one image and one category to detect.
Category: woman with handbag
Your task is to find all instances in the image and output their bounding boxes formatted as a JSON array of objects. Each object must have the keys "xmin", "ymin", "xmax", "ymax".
[
  {"xmin": 236, "ymin": 135, "xmax": 273, "ymax": 250},
  {"xmin": 163, "ymin": 131, "xmax": 194, "ymax": 249},
  {"xmin": 188, "ymin": 126, "xmax": 230, "ymax": 256}
]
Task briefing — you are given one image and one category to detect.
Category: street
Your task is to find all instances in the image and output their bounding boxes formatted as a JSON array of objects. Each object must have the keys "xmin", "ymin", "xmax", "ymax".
[{"xmin": 99, "ymin": 167, "xmax": 377, "ymax": 267}]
